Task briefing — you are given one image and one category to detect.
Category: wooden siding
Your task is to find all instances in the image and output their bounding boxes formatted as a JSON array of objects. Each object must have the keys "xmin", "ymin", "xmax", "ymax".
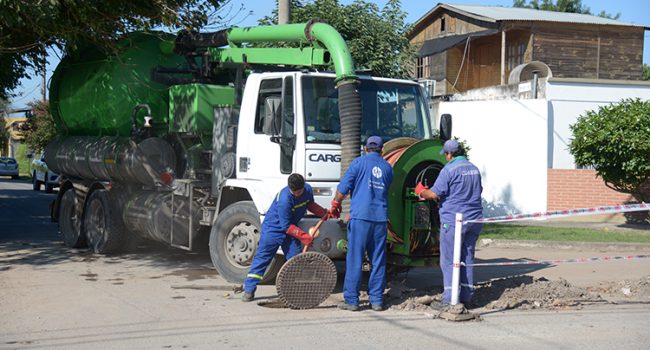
[
  {"xmin": 532, "ymin": 24, "xmax": 644, "ymax": 80},
  {"xmin": 409, "ymin": 9, "xmax": 645, "ymax": 91},
  {"xmin": 410, "ymin": 10, "xmax": 494, "ymax": 44}
]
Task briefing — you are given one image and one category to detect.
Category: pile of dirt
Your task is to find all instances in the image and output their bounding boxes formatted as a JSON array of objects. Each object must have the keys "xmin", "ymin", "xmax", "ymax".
[
  {"xmin": 591, "ymin": 275, "xmax": 650, "ymax": 301},
  {"xmin": 477, "ymin": 277, "xmax": 602, "ymax": 310},
  {"xmin": 385, "ymin": 275, "xmax": 616, "ymax": 311}
]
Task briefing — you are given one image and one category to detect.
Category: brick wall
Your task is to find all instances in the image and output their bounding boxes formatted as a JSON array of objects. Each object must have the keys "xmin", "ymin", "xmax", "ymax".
[{"xmin": 547, "ymin": 169, "xmax": 636, "ymax": 210}]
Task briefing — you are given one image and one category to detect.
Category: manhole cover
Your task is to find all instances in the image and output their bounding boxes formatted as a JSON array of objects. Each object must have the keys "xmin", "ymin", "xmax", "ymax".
[{"xmin": 276, "ymin": 251, "xmax": 337, "ymax": 309}]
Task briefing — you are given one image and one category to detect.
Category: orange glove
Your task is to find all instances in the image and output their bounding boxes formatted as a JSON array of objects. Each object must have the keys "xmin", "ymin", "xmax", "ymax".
[
  {"xmin": 307, "ymin": 202, "xmax": 329, "ymax": 220},
  {"xmin": 286, "ymin": 224, "xmax": 314, "ymax": 246},
  {"xmin": 329, "ymin": 199, "xmax": 342, "ymax": 219},
  {"xmin": 415, "ymin": 182, "xmax": 429, "ymax": 197}
]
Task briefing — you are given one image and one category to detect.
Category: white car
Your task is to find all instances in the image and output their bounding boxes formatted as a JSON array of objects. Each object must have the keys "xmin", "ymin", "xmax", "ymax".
[
  {"xmin": 0, "ymin": 157, "xmax": 19, "ymax": 179},
  {"xmin": 32, "ymin": 154, "xmax": 59, "ymax": 193}
]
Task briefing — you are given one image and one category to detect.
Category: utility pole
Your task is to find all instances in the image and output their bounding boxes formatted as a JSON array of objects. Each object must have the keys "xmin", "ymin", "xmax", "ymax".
[
  {"xmin": 278, "ymin": 0, "xmax": 290, "ymax": 25},
  {"xmin": 40, "ymin": 45, "xmax": 46, "ymax": 102}
]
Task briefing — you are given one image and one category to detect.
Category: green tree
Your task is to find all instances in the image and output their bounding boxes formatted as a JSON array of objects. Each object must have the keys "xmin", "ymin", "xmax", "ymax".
[
  {"xmin": 643, "ymin": 64, "xmax": 650, "ymax": 81},
  {"xmin": 569, "ymin": 98, "xmax": 650, "ymax": 202},
  {"xmin": 512, "ymin": 0, "xmax": 621, "ymax": 19},
  {"xmin": 259, "ymin": 0, "xmax": 415, "ymax": 79},
  {"xmin": 0, "ymin": 0, "xmax": 225, "ymax": 100},
  {"xmin": 22, "ymin": 100, "xmax": 58, "ymax": 154},
  {"xmin": 0, "ymin": 99, "xmax": 10, "ymax": 155}
]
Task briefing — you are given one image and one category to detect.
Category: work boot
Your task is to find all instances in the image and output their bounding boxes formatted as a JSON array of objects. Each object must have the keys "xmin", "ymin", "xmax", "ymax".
[
  {"xmin": 338, "ymin": 302, "xmax": 359, "ymax": 311},
  {"xmin": 241, "ymin": 292, "xmax": 255, "ymax": 302},
  {"xmin": 428, "ymin": 301, "xmax": 449, "ymax": 311},
  {"xmin": 371, "ymin": 304, "xmax": 384, "ymax": 312}
]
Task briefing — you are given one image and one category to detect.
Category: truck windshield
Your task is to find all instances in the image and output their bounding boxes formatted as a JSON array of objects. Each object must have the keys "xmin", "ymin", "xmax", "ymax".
[{"xmin": 302, "ymin": 76, "xmax": 431, "ymax": 144}]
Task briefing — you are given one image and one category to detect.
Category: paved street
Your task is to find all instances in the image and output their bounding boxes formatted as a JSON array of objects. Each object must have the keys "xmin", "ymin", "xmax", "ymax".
[{"xmin": 1, "ymin": 178, "xmax": 650, "ymax": 349}]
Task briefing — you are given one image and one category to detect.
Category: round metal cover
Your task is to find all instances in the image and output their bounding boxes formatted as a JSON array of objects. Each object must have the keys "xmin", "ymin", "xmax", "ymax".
[{"xmin": 276, "ymin": 252, "xmax": 337, "ymax": 309}]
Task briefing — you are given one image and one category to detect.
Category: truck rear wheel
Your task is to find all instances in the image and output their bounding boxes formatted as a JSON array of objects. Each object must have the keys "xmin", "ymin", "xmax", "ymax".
[
  {"xmin": 84, "ymin": 189, "xmax": 124, "ymax": 254},
  {"xmin": 209, "ymin": 201, "xmax": 284, "ymax": 284},
  {"xmin": 59, "ymin": 189, "xmax": 86, "ymax": 248}
]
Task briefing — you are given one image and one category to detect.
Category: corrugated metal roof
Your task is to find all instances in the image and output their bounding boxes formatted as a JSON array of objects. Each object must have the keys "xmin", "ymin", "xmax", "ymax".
[{"xmin": 415, "ymin": 3, "xmax": 646, "ymax": 28}]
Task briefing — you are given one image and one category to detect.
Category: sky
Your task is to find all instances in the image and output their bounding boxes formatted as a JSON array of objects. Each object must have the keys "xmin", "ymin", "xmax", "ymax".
[{"xmin": 9, "ymin": 0, "xmax": 650, "ymax": 110}]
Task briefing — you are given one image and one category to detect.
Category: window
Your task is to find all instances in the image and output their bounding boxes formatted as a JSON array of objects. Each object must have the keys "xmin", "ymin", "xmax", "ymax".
[
  {"xmin": 416, "ymin": 55, "xmax": 432, "ymax": 79},
  {"xmin": 254, "ymin": 78, "xmax": 283, "ymax": 135},
  {"xmin": 507, "ymin": 42, "xmax": 526, "ymax": 70},
  {"xmin": 440, "ymin": 17, "xmax": 446, "ymax": 32},
  {"xmin": 301, "ymin": 76, "xmax": 431, "ymax": 144}
]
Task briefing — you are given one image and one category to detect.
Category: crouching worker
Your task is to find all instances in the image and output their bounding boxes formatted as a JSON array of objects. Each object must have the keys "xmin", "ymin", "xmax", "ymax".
[{"xmin": 242, "ymin": 173, "xmax": 330, "ymax": 302}]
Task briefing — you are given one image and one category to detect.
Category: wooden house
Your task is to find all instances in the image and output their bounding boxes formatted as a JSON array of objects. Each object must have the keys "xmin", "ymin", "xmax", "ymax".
[{"xmin": 409, "ymin": 3, "xmax": 648, "ymax": 95}]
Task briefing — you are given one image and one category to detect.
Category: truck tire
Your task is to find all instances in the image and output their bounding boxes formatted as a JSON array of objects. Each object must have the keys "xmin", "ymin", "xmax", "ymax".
[
  {"xmin": 209, "ymin": 201, "xmax": 284, "ymax": 284},
  {"xmin": 32, "ymin": 171, "xmax": 41, "ymax": 191},
  {"xmin": 58, "ymin": 189, "xmax": 86, "ymax": 248},
  {"xmin": 84, "ymin": 189, "xmax": 124, "ymax": 254},
  {"xmin": 44, "ymin": 172, "xmax": 54, "ymax": 193}
]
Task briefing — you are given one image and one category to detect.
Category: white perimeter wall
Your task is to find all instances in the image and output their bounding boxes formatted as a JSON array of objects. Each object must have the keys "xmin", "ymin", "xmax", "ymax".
[
  {"xmin": 436, "ymin": 100, "xmax": 548, "ymax": 216},
  {"xmin": 546, "ymin": 79, "xmax": 650, "ymax": 169}
]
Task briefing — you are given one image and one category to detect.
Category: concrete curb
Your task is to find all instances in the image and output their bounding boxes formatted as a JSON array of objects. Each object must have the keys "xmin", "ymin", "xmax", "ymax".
[{"xmin": 478, "ymin": 239, "xmax": 650, "ymax": 252}]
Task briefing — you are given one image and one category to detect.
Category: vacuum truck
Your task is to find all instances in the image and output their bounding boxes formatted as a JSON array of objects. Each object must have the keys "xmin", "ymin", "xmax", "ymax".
[{"xmin": 47, "ymin": 22, "xmax": 452, "ymax": 283}]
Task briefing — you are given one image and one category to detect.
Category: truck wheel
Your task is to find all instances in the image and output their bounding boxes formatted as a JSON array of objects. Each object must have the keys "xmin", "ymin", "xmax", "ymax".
[
  {"xmin": 209, "ymin": 201, "xmax": 284, "ymax": 284},
  {"xmin": 84, "ymin": 189, "xmax": 124, "ymax": 254},
  {"xmin": 44, "ymin": 173, "xmax": 54, "ymax": 193},
  {"xmin": 58, "ymin": 189, "xmax": 86, "ymax": 248},
  {"xmin": 32, "ymin": 171, "xmax": 41, "ymax": 191}
]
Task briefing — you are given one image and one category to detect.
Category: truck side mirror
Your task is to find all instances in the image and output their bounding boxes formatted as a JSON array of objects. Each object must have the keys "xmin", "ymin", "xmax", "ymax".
[{"xmin": 440, "ymin": 113, "xmax": 452, "ymax": 141}]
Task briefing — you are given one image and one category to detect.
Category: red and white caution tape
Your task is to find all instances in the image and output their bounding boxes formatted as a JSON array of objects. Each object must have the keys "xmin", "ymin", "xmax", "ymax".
[
  {"xmin": 465, "ymin": 254, "xmax": 650, "ymax": 267},
  {"xmin": 465, "ymin": 203, "xmax": 649, "ymax": 224}
]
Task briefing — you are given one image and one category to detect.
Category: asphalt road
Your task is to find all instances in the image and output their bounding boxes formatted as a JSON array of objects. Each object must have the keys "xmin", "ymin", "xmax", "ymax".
[{"xmin": 1, "ymin": 178, "xmax": 650, "ymax": 349}]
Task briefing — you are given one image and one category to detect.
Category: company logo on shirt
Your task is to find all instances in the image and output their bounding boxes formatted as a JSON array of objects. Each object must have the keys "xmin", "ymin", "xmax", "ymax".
[
  {"xmin": 372, "ymin": 166, "xmax": 382, "ymax": 178},
  {"xmin": 461, "ymin": 169, "xmax": 480, "ymax": 176}
]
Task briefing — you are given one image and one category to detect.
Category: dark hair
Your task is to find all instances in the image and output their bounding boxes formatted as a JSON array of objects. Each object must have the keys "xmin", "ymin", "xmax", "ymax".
[
  {"xmin": 288, "ymin": 173, "xmax": 305, "ymax": 191},
  {"xmin": 366, "ymin": 147, "xmax": 382, "ymax": 154},
  {"xmin": 450, "ymin": 144, "xmax": 465, "ymax": 157}
]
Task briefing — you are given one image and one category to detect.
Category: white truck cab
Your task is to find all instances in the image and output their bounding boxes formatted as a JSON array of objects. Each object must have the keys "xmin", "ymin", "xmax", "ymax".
[{"xmin": 228, "ymin": 71, "xmax": 433, "ymax": 215}]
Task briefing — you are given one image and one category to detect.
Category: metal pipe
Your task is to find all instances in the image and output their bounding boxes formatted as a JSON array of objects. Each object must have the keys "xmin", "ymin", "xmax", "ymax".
[
  {"xmin": 227, "ymin": 22, "xmax": 357, "ymax": 83},
  {"xmin": 532, "ymin": 70, "xmax": 539, "ymax": 99}
]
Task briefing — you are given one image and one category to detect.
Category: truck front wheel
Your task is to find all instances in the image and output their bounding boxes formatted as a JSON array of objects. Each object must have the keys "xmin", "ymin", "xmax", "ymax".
[
  {"xmin": 209, "ymin": 201, "xmax": 284, "ymax": 284},
  {"xmin": 84, "ymin": 189, "xmax": 124, "ymax": 254}
]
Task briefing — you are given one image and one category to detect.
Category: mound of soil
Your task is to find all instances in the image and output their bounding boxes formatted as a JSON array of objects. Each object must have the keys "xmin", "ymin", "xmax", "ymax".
[{"xmin": 385, "ymin": 275, "xmax": 650, "ymax": 311}]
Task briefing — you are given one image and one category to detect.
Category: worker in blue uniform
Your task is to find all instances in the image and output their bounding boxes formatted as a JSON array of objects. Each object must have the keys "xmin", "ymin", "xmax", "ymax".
[
  {"xmin": 330, "ymin": 136, "xmax": 393, "ymax": 311},
  {"xmin": 242, "ymin": 173, "xmax": 329, "ymax": 302},
  {"xmin": 415, "ymin": 139, "xmax": 483, "ymax": 308}
]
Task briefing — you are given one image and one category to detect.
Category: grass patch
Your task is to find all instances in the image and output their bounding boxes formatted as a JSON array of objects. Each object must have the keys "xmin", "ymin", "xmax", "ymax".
[
  {"xmin": 15, "ymin": 143, "xmax": 31, "ymax": 176},
  {"xmin": 481, "ymin": 224, "xmax": 650, "ymax": 243}
]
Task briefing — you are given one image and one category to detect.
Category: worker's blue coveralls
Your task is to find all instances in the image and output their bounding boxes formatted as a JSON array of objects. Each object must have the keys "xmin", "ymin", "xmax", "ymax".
[
  {"xmin": 243, "ymin": 184, "xmax": 315, "ymax": 294},
  {"xmin": 337, "ymin": 152, "xmax": 393, "ymax": 306},
  {"xmin": 431, "ymin": 156, "xmax": 483, "ymax": 304}
]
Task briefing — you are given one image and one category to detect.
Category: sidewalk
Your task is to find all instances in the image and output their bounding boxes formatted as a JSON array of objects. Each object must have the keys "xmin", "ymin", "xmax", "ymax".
[{"xmin": 499, "ymin": 213, "xmax": 650, "ymax": 233}]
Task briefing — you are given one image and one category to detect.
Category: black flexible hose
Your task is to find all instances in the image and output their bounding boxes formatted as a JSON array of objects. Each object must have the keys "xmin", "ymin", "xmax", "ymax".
[{"xmin": 337, "ymin": 79, "xmax": 362, "ymax": 217}]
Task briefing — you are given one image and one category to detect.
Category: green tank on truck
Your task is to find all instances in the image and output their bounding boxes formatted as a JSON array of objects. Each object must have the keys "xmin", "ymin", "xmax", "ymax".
[{"xmin": 46, "ymin": 22, "xmax": 452, "ymax": 284}]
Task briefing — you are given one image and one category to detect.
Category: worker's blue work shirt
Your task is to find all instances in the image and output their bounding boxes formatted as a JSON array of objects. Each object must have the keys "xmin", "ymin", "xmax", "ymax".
[
  {"xmin": 432, "ymin": 156, "xmax": 483, "ymax": 225},
  {"xmin": 337, "ymin": 152, "xmax": 393, "ymax": 222},
  {"xmin": 263, "ymin": 184, "xmax": 314, "ymax": 232}
]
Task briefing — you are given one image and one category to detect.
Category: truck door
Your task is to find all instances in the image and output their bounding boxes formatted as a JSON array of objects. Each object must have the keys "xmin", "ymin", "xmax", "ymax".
[{"xmin": 241, "ymin": 75, "xmax": 295, "ymax": 189}]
